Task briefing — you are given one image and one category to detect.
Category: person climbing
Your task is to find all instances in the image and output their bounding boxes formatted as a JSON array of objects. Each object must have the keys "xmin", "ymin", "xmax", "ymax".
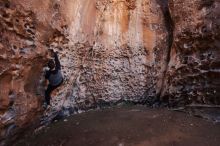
[{"xmin": 43, "ymin": 49, "xmax": 63, "ymax": 109}]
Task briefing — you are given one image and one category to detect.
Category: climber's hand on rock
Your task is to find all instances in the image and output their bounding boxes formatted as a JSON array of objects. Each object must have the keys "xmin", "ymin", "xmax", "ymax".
[
  {"xmin": 54, "ymin": 51, "xmax": 59, "ymax": 58},
  {"xmin": 50, "ymin": 49, "xmax": 55, "ymax": 54},
  {"xmin": 49, "ymin": 49, "xmax": 57, "ymax": 57},
  {"xmin": 48, "ymin": 49, "xmax": 54, "ymax": 56}
]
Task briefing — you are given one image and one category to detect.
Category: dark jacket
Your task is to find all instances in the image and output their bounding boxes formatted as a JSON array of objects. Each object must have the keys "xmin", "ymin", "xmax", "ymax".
[{"xmin": 45, "ymin": 53, "xmax": 63, "ymax": 86}]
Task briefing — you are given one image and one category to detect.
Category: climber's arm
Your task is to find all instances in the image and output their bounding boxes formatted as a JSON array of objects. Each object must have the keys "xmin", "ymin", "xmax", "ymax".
[
  {"xmin": 44, "ymin": 70, "xmax": 49, "ymax": 86},
  {"xmin": 54, "ymin": 52, "xmax": 61, "ymax": 70},
  {"xmin": 43, "ymin": 79, "xmax": 48, "ymax": 87},
  {"xmin": 45, "ymin": 70, "xmax": 50, "ymax": 79}
]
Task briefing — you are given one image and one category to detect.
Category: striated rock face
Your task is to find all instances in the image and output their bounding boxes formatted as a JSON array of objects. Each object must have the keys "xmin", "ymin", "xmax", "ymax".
[
  {"xmin": 162, "ymin": 0, "xmax": 220, "ymax": 106},
  {"xmin": 0, "ymin": 0, "xmax": 220, "ymax": 144}
]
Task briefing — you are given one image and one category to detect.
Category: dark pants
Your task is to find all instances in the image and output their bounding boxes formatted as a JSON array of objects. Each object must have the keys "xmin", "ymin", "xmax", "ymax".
[{"xmin": 45, "ymin": 80, "xmax": 63, "ymax": 105}]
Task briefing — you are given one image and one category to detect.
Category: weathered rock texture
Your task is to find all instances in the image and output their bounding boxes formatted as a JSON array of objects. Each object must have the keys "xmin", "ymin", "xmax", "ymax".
[
  {"xmin": 162, "ymin": 0, "xmax": 220, "ymax": 106},
  {"xmin": 0, "ymin": 0, "xmax": 70, "ymax": 143},
  {"xmin": 62, "ymin": 0, "xmax": 170, "ymax": 108},
  {"xmin": 0, "ymin": 0, "xmax": 220, "ymax": 145}
]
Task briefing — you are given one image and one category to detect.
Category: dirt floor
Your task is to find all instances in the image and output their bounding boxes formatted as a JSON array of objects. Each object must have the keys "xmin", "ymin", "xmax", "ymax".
[{"xmin": 14, "ymin": 106, "xmax": 220, "ymax": 146}]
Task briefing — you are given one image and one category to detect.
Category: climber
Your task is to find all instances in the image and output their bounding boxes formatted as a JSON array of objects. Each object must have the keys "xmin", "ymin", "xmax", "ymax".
[{"xmin": 43, "ymin": 49, "xmax": 63, "ymax": 108}]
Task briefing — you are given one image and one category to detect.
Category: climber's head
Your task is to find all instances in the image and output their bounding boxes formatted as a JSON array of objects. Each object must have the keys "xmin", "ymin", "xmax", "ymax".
[{"xmin": 48, "ymin": 59, "xmax": 55, "ymax": 70}]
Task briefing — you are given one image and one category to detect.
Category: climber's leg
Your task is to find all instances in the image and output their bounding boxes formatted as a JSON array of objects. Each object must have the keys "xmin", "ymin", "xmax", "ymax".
[
  {"xmin": 45, "ymin": 84, "xmax": 56, "ymax": 105},
  {"xmin": 44, "ymin": 79, "xmax": 64, "ymax": 106}
]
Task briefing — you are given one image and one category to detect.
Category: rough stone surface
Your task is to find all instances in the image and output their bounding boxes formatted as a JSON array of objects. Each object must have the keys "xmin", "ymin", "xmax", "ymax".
[
  {"xmin": 162, "ymin": 0, "xmax": 220, "ymax": 106},
  {"xmin": 0, "ymin": 0, "xmax": 69, "ymax": 143},
  {"xmin": 0, "ymin": 0, "xmax": 220, "ymax": 145}
]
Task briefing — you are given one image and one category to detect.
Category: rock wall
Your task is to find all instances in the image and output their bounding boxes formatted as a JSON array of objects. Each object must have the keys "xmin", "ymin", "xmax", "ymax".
[
  {"xmin": 162, "ymin": 0, "xmax": 220, "ymax": 106},
  {"xmin": 58, "ymin": 0, "xmax": 170, "ymax": 109},
  {"xmin": 0, "ymin": 0, "xmax": 220, "ymax": 145},
  {"xmin": 0, "ymin": 0, "xmax": 69, "ymax": 144},
  {"xmin": 0, "ymin": 0, "xmax": 169, "ymax": 143},
  {"xmin": 0, "ymin": 1, "xmax": 45, "ymax": 142}
]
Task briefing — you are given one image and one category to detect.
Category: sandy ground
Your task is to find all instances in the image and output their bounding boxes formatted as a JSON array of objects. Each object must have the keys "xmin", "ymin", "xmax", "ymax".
[{"xmin": 14, "ymin": 106, "xmax": 220, "ymax": 146}]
